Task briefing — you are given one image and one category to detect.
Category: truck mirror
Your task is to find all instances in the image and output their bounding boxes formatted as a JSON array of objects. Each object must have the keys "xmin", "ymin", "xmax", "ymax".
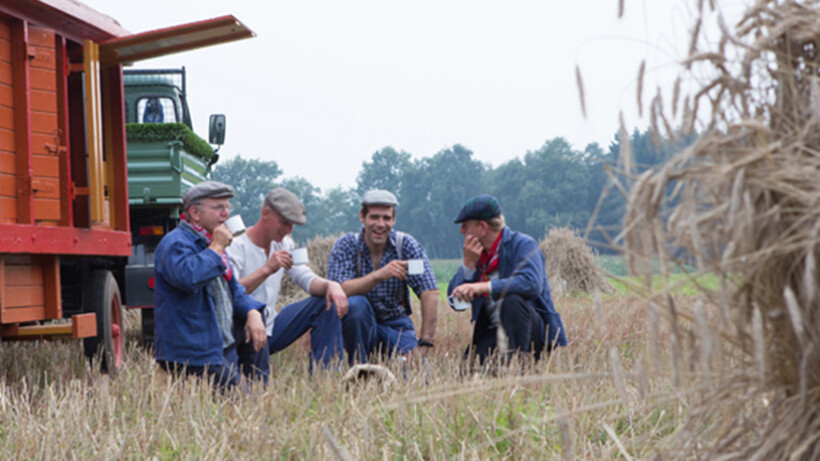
[{"xmin": 209, "ymin": 114, "xmax": 226, "ymax": 145}]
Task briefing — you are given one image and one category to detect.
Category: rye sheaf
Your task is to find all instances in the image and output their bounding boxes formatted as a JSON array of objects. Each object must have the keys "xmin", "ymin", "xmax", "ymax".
[{"xmin": 611, "ymin": 0, "xmax": 820, "ymax": 459}]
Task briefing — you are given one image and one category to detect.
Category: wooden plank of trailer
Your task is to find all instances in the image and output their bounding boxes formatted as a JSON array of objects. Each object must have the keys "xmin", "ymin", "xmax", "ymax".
[
  {"xmin": 29, "ymin": 25, "xmax": 61, "ymax": 225},
  {"xmin": 43, "ymin": 255, "xmax": 60, "ymax": 319},
  {"xmin": 0, "ymin": 17, "xmax": 14, "ymax": 224},
  {"xmin": 55, "ymin": 34, "xmax": 72, "ymax": 227},
  {"xmin": 99, "ymin": 15, "xmax": 254, "ymax": 65},
  {"xmin": 0, "ymin": 224, "xmax": 131, "ymax": 256},
  {"xmin": 103, "ymin": 64, "xmax": 129, "ymax": 232},
  {"xmin": 11, "ymin": 19, "xmax": 32, "ymax": 225},
  {"xmin": 0, "ymin": 0, "xmax": 128, "ymax": 44},
  {"xmin": 0, "ymin": 313, "xmax": 96, "ymax": 338}
]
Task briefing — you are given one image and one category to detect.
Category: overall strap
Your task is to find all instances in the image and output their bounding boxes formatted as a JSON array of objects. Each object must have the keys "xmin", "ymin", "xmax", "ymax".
[
  {"xmin": 356, "ymin": 231, "xmax": 405, "ymax": 274},
  {"xmin": 395, "ymin": 231, "xmax": 411, "ymax": 315},
  {"xmin": 355, "ymin": 231, "xmax": 412, "ymax": 315},
  {"xmin": 395, "ymin": 231, "xmax": 404, "ymax": 259},
  {"xmin": 355, "ymin": 232, "xmax": 362, "ymax": 277}
]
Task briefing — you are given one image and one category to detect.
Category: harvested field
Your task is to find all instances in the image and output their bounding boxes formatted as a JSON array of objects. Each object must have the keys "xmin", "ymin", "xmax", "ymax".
[{"xmin": 0, "ymin": 290, "xmax": 698, "ymax": 459}]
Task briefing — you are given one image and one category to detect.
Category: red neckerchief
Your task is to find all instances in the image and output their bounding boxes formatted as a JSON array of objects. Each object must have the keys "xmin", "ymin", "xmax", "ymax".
[
  {"xmin": 476, "ymin": 231, "xmax": 503, "ymax": 295},
  {"xmin": 180, "ymin": 213, "xmax": 232, "ymax": 281}
]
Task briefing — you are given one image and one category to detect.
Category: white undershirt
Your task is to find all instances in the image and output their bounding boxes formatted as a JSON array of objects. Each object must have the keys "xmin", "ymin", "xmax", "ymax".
[{"xmin": 226, "ymin": 234, "xmax": 318, "ymax": 336}]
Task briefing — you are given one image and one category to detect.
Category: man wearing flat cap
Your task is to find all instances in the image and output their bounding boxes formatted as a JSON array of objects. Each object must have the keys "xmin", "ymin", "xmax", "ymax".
[
  {"xmin": 154, "ymin": 180, "xmax": 267, "ymax": 391},
  {"xmin": 448, "ymin": 195, "xmax": 568, "ymax": 364},
  {"xmin": 327, "ymin": 189, "xmax": 439, "ymax": 364},
  {"xmin": 227, "ymin": 187, "xmax": 346, "ymax": 379}
]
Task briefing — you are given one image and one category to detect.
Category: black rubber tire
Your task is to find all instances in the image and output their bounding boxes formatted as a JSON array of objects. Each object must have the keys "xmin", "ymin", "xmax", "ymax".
[
  {"xmin": 141, "ymin": 308, "xmax": 155, "ymax": 348},
  {"xmin": 82, "ymin": 270, "xmax": 124, "ymax": 374}
]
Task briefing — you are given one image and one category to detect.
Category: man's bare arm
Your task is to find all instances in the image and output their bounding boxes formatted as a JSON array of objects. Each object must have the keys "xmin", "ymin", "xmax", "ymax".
[
  {"xmin": 238, "ymin": 250, "xmax": 292, "ymax": 294},
  {"xmin": 238, "ymin": 265, "xmax": 274, "ymax": 294},
  {"xmin": 309, "ymin": 278, "xmax": 349, "ymax": 317}
]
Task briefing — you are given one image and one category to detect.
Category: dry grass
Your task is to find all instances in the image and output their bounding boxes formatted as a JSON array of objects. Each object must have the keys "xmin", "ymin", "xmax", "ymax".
[
  {"xmin": 612, "ymin": 0, "xmax": 820, "ymax": 458},
  {"xmin": 541, "ymin": 227, "xmax": 615, "ymax": 296},
  {"xmin": 277, "ymin": 234, "xmax": 340, "ymax": 309},
  {"xmin": 0, "ymin": 289, "xmax": 702, "ymax": 459}
]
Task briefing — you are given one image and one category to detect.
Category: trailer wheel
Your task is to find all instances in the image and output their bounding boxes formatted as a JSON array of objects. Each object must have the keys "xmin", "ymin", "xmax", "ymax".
[{"xmin": 83, "ymin": 270, "xmax": 124, "ymax": 373}]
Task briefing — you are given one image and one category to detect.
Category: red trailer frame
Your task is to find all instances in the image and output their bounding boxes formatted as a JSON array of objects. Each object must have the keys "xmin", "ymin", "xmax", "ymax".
[{"xmin": 0, "ymin": 0, "xmax": 253, "ymax": 372}]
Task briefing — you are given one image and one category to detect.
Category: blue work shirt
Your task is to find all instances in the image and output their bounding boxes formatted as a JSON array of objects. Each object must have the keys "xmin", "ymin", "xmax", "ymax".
[
  {"xmin": 448, "ymin": 226, "xmax": 568, "ymax": 348},
  {"xmin": 154, "ymin": 225, "xmax": 265, "ymax": 367}
]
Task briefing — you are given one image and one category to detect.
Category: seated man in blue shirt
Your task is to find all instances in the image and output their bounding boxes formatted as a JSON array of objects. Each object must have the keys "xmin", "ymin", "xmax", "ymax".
[
  {"xmin": 327, "ymin": 190, "xmax": 439, "ymax": 364},
  {"xmin": 153, "ymin": 181, "xmax": 267, "ymax": 391},
  {"xmin": 448, "ymin": 195, "xmax": 568, "ymax": 364}
]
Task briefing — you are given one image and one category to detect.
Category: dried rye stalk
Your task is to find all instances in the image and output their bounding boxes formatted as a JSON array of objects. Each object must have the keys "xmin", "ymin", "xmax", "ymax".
[
  {"xmin": 637, "ymin": 60, "xmax": 646, "ymax": 117},
  {"xmin": 576, "ymin": 65, "xmax": 587, "ymax": 118},
  {"xmin": 618, "ymin": 1, "xmax": 820, "ymax": 459},
  {"xmin": 277, "ymin": 234, "xmax": 340, "ymax": 309}
]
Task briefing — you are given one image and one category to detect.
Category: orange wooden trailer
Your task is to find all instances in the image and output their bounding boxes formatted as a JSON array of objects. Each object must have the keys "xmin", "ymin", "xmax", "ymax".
[{"xmin": 0, "ymin": 0, "xmax": 252, "ymax": 372}]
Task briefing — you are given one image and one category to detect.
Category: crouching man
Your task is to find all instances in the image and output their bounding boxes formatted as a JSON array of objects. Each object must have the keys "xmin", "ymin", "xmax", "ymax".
[
  {"xmin": 448, "ymin": 195, "xmax": 568, "ymax": 364},
  {"xmin": 327, "ymin": 190, "xmax": 438, "ymax": 364}
]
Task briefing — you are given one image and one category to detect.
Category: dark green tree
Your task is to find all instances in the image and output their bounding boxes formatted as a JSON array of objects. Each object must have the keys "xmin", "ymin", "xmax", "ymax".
[
  {"xmin": 401, "ymin": 144, "xmax": 486, "ymax": 258},
  {"xmin": 487, "ymin": 137, "xmax": 590, "ymax": 241},
  {"xmin": 276, "ymin": 176, "xmax": 321, "ymax": 243},
  {"xmin": 485, "ymin": 158, "xmax": 526, "ymax": 231},
  {"xmin": 582, "ymin": 140, "xmax": 622, "ymax": 252},
  {"xmin": 355, "ymin": 147, "xmax": 412, "ymax": 199},
  {"xmin": 525, "ymin": 137, "xmax": 590, "ymax": 233},
  {"xmin": 211, "ymin": 155, "xmax": 282, "ymax": 226},
  {"xmin": 316, "ymin": 186, "xmax": 362, "ymax": 236},
  {"xmin": 586, "ymin": 128, "xmax": 696, "ymax": 252},
  {"xmin": 291, "ymin": 184, "xmax": 360, "ymax": 242}
]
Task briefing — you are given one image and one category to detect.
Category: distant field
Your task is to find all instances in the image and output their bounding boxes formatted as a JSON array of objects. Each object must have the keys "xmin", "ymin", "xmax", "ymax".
[
  {"xmin": 432, "ymin": 256, "xmax": 630, "ymax": 280},
  {"xmin": 596, "ymin": 254, "xmax": 629, "ymax": 277},
  {"xmin": 434, "ymin": 255, "xmax": 670, "ymax": 279},
  {"xmin": 429, "ymin": 259, "xmax": 462, "ymax": 282},
  {"xmin": 596, "ymin": 254, "xmax": 698, "ymax": 277},
  {"xmin": 433, "ymin": 255, "xmax": 717, "ymax": 297}
]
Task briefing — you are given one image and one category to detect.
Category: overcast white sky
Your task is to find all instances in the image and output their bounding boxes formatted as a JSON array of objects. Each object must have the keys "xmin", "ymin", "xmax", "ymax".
[{"xmin": 81, "ymin": 0, "xmax": 747, "ymax": 191}]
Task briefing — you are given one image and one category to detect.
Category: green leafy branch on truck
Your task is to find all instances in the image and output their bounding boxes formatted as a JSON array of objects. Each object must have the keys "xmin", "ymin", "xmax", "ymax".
[{"xmin": 126, "ymin": 123, "xmax": 215, "ymax": 161}]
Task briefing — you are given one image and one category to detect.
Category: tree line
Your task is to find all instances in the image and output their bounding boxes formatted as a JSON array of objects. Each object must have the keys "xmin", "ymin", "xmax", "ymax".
[{"xmin": 212, "ymin": 128, "xmax": 693, "ymax": 259}]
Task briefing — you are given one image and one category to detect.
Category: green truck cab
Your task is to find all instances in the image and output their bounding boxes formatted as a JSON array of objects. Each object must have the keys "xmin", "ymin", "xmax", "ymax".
[
  {"xmin": 122, "ymin": 68, "xmax": 225, "ymax": 343},
  {"xmin": 124, "ymin": 68, "xmax": 222, "ymax": 205}
]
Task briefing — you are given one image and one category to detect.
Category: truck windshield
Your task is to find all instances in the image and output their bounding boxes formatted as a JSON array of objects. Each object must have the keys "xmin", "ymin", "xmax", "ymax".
[{"xmin": 137, "ymin": 96, "xmax": 178, "ymax": 124}]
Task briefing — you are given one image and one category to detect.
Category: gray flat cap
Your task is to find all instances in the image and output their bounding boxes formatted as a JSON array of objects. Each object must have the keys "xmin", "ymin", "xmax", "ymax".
[
  {"xmin": 361, "ymin": 189, "xmax": 398, "ymax": 207},
  {"xmin": 265, "ymin": 187, "xmax": 306, "ymax": 225},
  {"xmin": 182, "ymin": 180, "xmax": 234, "ymax": 209}
]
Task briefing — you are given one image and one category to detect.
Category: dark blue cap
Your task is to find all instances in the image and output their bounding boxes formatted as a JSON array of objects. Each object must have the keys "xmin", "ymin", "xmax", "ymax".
[{"xmin": 454, "ymin": 195, "xmax": 501, "ymax": 223}]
